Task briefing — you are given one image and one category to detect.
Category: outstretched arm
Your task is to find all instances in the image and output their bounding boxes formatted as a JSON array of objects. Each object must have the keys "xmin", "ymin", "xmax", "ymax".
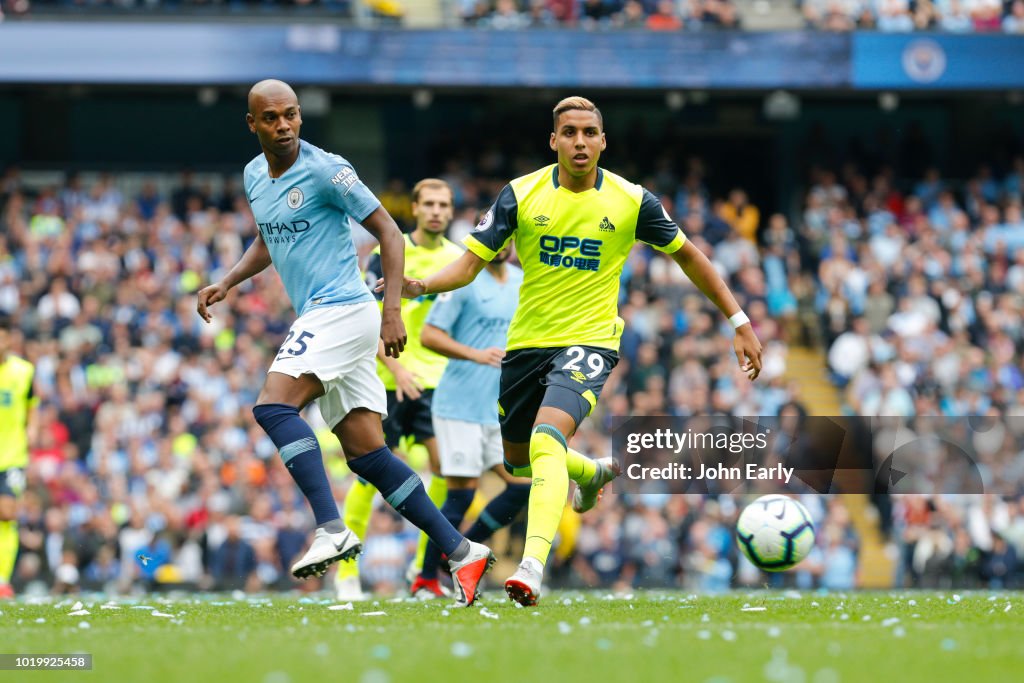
[
  {"xmin": 670, "ymin": 241, "xmax": 763, "ymax": 380},
  {"xmin": 197, "ymin": 233, "xmax": 272, "ymax": 323},
  {"xmin": 361, "ymin": 206, "xmax": 407, "ymax": 358},
  {"xmin": 422, "ymin": 250, "xmax": 488, "ymax": 295},
  {"xmin": 377, "ymin": 250, "xmax": 488, "ymax": 299}
]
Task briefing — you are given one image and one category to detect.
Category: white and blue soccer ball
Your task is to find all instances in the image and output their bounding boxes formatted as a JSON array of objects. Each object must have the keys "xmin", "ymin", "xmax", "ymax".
[{"xmin": 735, "ymin": 495, "xmax": 815, "ymax": 572}]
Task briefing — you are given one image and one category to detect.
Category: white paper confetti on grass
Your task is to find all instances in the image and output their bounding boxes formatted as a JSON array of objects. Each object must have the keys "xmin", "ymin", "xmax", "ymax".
[
  {"xmin": 78, "ymin": 621, "xmax": 90, "ymax": 629},
  {"xmin": 35, "ymin": 618, "xmax": 45, "ymax": 623},
  {"xmin": 722, "ymin": 630, "xmax": 737, "ymax": 642},
  {"xmin": 131, "ymin": 605, "xmax": 156, "ymax": 610},
  {"xmin": 893, "ymin": 627, "xmax": 906, "ymax": 638},
  {"xmin": 71, "ymin": 601, "xmax": 83, "ymax": 611},
  {"xmin": 328, "ymin": 603, "xmax": 354, "ymax": 611},
  {"xmin": 450, "ymin": 642, "xmax": 473, "ymax": 658},
  {"xmin": 882, "ymin": 618, "xmax": 900, "ymax": 627},
  {"xmin": 767, "ymin": 626, "xmax": 781, "ymax": 638},
  {"xmin": 557, "ymin": 621, "xmax": 572, "ymax": 635},
  {"xmin": 697, "ymin": 630, "xmax": 711, "ymax": 640},
  {"xmin": 1005, "ymin": 604, "xmax": 1013, "ymax": 613},
  {"xmin": 151, "ymin": 611, "xmax": 174, "ymax": 618},
  {"xmin": 479, "ymin": 608, "xmax": 499, "ymax": 620},
  {"xmin": 578, "ymin": 616, "xmax": 592, "ymax": 626},
  {"xmin": 100, "ymin": 604, "xmax": 121, "ymax": 610},
  {"xmin": 68, "ymin": 609, "xmax": 90, "ymax": 616},
  {"xmin": 361, "ymin": 611, "xmax": 387, "ymax": 617},
  {"xmin": 741, "ymin": 606, "xmax": 767, "ymax": 612}
]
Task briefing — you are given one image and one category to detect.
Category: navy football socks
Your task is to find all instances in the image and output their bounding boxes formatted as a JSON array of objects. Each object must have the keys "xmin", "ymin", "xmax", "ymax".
[
  {"xmin": 347, "ymin": 446, "xmax": 466, "ymax": 558},
  {"xmin": 465, "ymin": 483, "xmax": 531, "ymax": 542},
  {"xmin": 252, "ymin": 403, "xmax": 339, "ymax": 527}
]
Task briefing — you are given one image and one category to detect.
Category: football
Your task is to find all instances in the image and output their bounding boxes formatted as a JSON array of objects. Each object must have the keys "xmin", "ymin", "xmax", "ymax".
[{"xmin": 735, "ymin": 494, "xmax": 816, "ymax": 572}]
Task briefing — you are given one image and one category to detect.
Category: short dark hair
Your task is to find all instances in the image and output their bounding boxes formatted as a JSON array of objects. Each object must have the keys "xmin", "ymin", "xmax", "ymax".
[{"xmin": 553, "ymin": 96, "xmax": 603, "ymax": 131}]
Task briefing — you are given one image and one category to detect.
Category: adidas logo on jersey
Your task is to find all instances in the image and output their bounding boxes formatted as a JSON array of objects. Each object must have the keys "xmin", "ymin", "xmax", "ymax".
[
  {"xmin": 534, "ymin": 215, "xmax": 550, "ymax": 227},
  {"xmin": 598, "ymin": 217, "xmax": 615, "ymax": 232}
]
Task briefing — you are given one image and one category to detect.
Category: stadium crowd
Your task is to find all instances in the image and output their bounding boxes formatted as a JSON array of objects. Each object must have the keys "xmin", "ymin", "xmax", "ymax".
[
  {"xmin": 458, "ymin": 0, "xmax": 740, "ymax": 30},
  {"xmin": 801, "ymin": 0, "xmax": 1024, "ymax": 32},
  {"xmin": 8, "ymin": 0, "xmax": 1024, "ymax": 33},
  {"xmin": 3, "ymin": 120, "xmax": 1024, "ymax": 594}
]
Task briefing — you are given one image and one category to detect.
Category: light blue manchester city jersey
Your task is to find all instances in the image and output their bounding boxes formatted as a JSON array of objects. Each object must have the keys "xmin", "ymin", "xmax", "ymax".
[
  {"xmin": 244, "ymin": 140, "xmax": 380, "ymax": 316},
  {"xmin": 427, "ymin": 265, "xmax": 523, "ymax": 425}
]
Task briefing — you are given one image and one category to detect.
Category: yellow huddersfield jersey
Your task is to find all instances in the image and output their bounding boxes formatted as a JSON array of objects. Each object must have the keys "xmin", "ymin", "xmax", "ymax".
[
  {"xmin": 464, "ymin": 165, "xmax": 686, "ymax": 352},
  {"xmin": 0, "ymin": 354, "xmax": 35, "ymax": 470},
  {"xmin": 367, "ymin": 233, "xmax": 464, "ymax": 390}
]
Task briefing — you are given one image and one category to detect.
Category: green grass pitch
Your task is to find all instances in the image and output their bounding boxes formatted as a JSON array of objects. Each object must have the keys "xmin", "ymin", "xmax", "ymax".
[{"xmin": 1, "ymin": 591, "xmax": 1022, "ymax": 683}]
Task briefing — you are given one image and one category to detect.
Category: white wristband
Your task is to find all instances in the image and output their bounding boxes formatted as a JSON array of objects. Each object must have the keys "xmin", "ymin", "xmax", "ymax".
[{"xmin": 729, "ymin": 311, "xmax": 750, "ymax": 329}]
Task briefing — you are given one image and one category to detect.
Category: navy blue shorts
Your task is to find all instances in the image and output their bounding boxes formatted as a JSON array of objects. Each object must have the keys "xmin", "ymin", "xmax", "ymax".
[
  {"xmin": 383, "ymin": 389, "xmax": 435, "ymax": 448},
  {"xmin": 497, "ymin": 346, "xmax": 618, "ymax": 443}
]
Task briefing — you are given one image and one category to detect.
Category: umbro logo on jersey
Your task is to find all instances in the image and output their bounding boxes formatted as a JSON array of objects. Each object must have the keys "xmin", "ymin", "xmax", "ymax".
[
  {"xmin": 598, "ymin": 217, "xmax": 615, "ymax": 232},
  {"xmin": 534, "ymin": 215, "xmax": 550, "ymax": 227},
  {"xmin": 570, "ymin": 370, "xmax": 587, "ymax": 384}
]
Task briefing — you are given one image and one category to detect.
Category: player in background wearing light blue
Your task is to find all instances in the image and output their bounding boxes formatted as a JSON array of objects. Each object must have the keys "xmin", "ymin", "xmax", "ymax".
[
  {"xmin": 410, "ymin": 246, "xmax": 533, "ymax": 598},
  {"xmin": 196, "ymin": 80, "xmax": 493, "ymax": 605}
]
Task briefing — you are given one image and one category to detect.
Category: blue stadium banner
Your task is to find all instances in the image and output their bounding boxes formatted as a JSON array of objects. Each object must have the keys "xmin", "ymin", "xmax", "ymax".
[
  {"xmin": 0, "ymin": 23, "xmax": 848, "ymax": 89},
  {"xmin": 853, "ymin": 33, "xmax": 1024, "ymax": 89}
]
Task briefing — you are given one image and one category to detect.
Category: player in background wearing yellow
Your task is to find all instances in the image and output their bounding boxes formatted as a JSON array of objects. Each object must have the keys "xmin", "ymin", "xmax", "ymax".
[
  {"xmin": 0, "ymin": 322, "xmax": 38, "ymax": 599},
  {"xmin": 384, "ymin": 97, "xmax": 763, "ymax": 605},
  {"xmin": 335, "ymin": 179, "xmax": 464, "ymax": 601},
  {"xmin": 410, "ymin": 245, "xmax": 531, "ymax": 599}
]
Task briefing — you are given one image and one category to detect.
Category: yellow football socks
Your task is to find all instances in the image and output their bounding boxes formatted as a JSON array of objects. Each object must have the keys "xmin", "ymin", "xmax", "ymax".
[
  {"xmin": 522, "ymin": 425, "xmax": 569, "ymax": 565},
  {"xmin": 412, "ymin": 474, "xmax": 448, "ymax": 572},
  {"xmin": 336, "ymin": 478, "xmax": 376, "ymax": 581},
  {"xmin": 505, "ymin": 460, "xmax": 532, "ymax": 478},
  {"xmin": 565, "ymin": 448, "xmax": 598, "ymax": 487},
  {"xmin": 0, "ymin": 520, "xmax": 17, "ymax": 584}
]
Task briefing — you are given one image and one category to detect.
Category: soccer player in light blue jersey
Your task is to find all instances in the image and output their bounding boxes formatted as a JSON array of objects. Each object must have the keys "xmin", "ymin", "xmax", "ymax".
[
  {"xmin": 196, "ymin": 80, "xmax": 493, "ymax": 606},
  {"xmin": 409, "ymin": 247, "xmax": 534, "ymax": 599}
]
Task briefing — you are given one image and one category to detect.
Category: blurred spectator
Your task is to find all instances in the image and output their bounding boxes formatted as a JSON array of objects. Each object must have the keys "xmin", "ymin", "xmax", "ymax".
[
  {"xmin": 645, "ymin": 0, "xmax": 684, "ymax": 29},
  {"xmin": 717, "ymin": 188, "xmax": 760, "ymax": 243},
  {"xmin": 485, "ymin": 0, "xmax": 531, "ymax": 29},
  {"xmin": 211, "ymin": 516, "xmax": 257, "ymax": 591}
]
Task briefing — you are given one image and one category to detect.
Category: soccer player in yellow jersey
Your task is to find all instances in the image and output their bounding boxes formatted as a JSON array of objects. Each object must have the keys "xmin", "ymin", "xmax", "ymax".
[
  {"xmin": 0, "ymin": 323, "xmax": 38, "ymax": 599},
  {"xmin": 385, "ymin": 97, "xmax": 763, "ymax": 606},
  {"xmin": 336, "ymin": 178, "xmax": 464, "ymax": 600}
]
